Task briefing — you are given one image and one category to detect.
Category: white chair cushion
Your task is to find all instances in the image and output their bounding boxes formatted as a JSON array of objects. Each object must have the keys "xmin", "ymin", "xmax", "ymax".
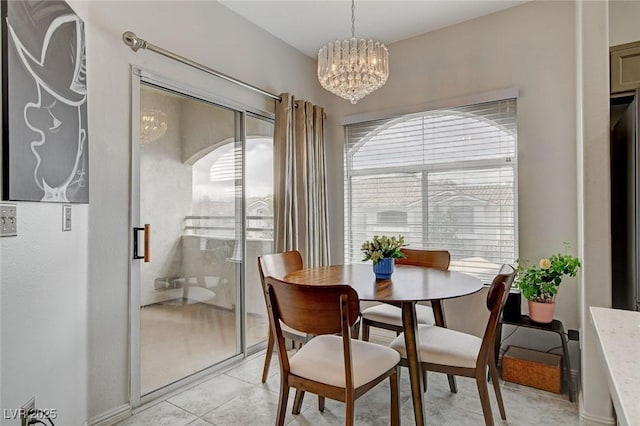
[
  {"xmin": 389, "ymin": 325, "xmax": 481, "ymax": 369},
  {"xmin": 289, "ymin": 335, "xmax": 400, "ymax": 388},
  {"xmin": 361, "ymin": 303, "xmax": 435, "ymax": 327}
]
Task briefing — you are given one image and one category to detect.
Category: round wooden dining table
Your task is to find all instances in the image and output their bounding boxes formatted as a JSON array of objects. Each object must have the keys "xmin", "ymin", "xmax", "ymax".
[{"xmin": 284, "ymin": 263, "xmax": 483, "ymax": 426}]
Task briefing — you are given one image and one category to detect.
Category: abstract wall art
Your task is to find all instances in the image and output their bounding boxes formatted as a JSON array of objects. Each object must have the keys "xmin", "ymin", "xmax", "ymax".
[{"xmin": 2, "ymin": 0, "xmax": 89, "ymax": 203}]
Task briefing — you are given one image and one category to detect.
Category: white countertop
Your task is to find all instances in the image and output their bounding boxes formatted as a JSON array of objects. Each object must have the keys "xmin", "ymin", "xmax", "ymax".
[{"xmin": 590, "ymin": 306, "xmax": 640, "ymax": 426}]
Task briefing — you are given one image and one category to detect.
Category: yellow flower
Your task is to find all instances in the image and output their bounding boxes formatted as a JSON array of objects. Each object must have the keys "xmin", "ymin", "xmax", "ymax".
[{"xmin": 539, "ymin": 258, "xmax": 551, "ymax": 269}]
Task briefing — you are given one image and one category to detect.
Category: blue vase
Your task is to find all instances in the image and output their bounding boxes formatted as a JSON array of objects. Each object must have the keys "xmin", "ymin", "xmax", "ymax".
[{"xmin": 373, "ymin": 257, "xmax": 394, "ymax": 280}]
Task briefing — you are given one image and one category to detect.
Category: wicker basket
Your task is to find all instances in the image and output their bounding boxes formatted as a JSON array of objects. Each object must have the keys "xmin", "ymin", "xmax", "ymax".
[{"xmin": 502, "ymin": 345, "xmax": 562, "ymax": 393}]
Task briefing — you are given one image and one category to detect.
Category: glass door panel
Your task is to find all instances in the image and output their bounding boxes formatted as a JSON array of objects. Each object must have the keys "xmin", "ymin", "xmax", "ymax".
[
  {"xmin": 245, "ymin": 114, "xmax": 274, "ymax": 348},
  {"xmin": 139, "ymin": 83, "xmax": 242, "ymax": 395}
]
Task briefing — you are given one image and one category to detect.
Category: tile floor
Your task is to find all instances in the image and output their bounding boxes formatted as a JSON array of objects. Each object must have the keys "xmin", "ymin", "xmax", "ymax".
[{"xmin": 118, "ymin": 348, "xmax": 579, "ymax": 425}]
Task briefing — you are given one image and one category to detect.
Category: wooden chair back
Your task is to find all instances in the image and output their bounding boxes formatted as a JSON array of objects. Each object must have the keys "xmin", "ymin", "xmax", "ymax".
[
  {"xmin": 257, "ymin": 252, "xmax": 307, "ymax": 383},
  {"xmin": 258, "ymin": 251, "xmax": 304, "ymax": 284},
  {"xmin": 396, "ymin": 248, "xmax": 450, "ymax": 270},
  {"xmin": 264, "ymin": 276, "xmax": 360, "ymax": 336},
  {"xmin": 478, "ymin": 265, "xmax": 516, "ymax": 366}
]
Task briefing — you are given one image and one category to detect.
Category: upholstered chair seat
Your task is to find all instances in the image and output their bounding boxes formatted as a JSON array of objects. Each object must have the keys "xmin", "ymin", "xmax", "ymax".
[
  {"xmin": 390, "ymin": 324, "xmax": 481, "ymax": 369},
  {"xmin": 362, "ymin": 303, "xmax": 435, "ymax": 328},
  {"xmin": 290, "ymin": 335, "xmax": 400, "ymax": 388}
]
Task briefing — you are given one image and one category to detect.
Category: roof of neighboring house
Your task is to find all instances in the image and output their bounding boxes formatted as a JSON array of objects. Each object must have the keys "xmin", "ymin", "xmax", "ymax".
[{"xmin": 357, "ymin": 180, "xmax": 513, "ymax": 209}]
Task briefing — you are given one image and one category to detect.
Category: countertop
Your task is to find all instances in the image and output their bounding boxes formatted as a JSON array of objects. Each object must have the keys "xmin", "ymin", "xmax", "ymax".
[{"xmin": 590, "ymin": 306, "xmax": 640, "ymax": 426}]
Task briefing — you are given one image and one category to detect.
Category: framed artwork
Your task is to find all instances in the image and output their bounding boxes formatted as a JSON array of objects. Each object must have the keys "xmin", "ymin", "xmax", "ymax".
[{"xmin": 2, "ymin": 0, "xmax": 88, "ymax": 203}]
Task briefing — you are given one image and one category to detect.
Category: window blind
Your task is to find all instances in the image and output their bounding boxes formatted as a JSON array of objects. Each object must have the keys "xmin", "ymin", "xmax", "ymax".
[{"xmin": 344, "ymin": 98, "xmax": 517, "ymax": 284}]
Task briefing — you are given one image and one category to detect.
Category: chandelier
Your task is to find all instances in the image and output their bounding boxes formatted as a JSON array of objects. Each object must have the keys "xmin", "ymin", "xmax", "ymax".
[
  {"xmin": 140, "ymin": 108, "xmax": 168, "ymax": 144},
  {"xmin": 317, "ymin": 0, "xmax": 389, "ymax": 104}
]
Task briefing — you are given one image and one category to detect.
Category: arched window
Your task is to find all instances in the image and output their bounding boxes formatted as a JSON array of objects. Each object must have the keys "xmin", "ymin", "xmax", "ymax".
[{"xmin": 345, "ymin": 99, "xmax": 517, "ymax": 283}]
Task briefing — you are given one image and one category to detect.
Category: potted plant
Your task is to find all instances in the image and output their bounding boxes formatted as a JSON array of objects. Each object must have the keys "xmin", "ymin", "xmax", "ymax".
[
  {"xmin": 361, "ymin": 235, "xmax": 407, "ymax": 279},
  {"xmin": 515, "ymin": 244, "xmax": 581, "ymax": 323}
]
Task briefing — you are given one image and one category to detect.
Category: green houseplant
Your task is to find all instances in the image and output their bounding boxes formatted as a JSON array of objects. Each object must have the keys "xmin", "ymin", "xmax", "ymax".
[
  {"xmin": 361, "ymin": 235, "xmax": 407, "ymax": 279},
  {"xmin": 515, "ymin": 244, "xmax": 581, "ymax": 323}
]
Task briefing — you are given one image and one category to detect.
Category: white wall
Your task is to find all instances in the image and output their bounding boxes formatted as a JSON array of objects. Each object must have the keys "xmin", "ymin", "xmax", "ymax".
[
  {"xmin": 0, "ymin": 1, "xmax": 89, "ymax": 424},
  {"xmin": 609, "ymin": 0, "xmax": 640, "ymax": 46},
  {"xmin": 86, "ymin": 0, "xmax": 323, "ymax": 420}
]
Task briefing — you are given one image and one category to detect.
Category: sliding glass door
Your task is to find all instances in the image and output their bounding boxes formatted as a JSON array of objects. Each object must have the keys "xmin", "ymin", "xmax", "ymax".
[{"xmin": 131, "ymin": 77, "xmax": 273, "ymax": 401}]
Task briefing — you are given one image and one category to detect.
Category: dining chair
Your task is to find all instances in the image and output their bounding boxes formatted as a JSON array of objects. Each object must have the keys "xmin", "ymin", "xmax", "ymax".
[
  {"xmin": 258, "ymin": 251, "xmax": 309, "ymax": 383},
  {"xmin": 389, "ymin": 265, "xmax": 516, "ymax": 426},
  {"xmin": 360, "ymin": 248, "xmax": 451, "ymax": 342},
  {"xmin": 264, "ymin": 276, "xmax": 400, "ymax": 426}
]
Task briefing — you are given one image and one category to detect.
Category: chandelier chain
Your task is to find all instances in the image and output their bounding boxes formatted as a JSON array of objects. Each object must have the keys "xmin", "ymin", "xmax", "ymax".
[{"xmin": 351, "ymin": 0, "xmax": 355, "ymax": 38}]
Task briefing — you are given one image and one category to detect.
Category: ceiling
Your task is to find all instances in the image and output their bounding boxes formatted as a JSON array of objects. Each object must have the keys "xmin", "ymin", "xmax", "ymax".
[{"xmin": 219, "ymin": 0, "xmax": 528, "ymax": 58}]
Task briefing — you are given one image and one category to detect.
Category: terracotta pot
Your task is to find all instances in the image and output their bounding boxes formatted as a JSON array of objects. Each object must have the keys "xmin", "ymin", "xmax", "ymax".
[{"xmin": 528, "ymin": 300, "xmax": 556, "ymax": 323}]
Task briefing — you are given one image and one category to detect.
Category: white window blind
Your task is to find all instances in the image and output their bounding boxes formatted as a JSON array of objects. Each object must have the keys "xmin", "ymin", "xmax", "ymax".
[{"xmin": 344, "ymin": 98, "xmax": 517, "ymax": 284}]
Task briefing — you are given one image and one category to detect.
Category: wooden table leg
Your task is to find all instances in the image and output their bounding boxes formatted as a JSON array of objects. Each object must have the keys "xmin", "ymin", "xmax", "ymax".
[
  {"xmin": 431, "ymin": 300, "xmax": 457, "ymax": 393},
  {"xmin": 402, "ymin": 302, "xmax": 425, "ymax": 426}
]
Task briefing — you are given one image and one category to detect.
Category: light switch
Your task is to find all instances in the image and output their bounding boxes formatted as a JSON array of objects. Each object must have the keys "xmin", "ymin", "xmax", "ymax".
[
  {"xmin": 0, "ymin": 203, "xmax": 17, "ymax": 237},
  {"xmin": 62, "ymin": 204, "xmax": 72, "ymax": 231}
]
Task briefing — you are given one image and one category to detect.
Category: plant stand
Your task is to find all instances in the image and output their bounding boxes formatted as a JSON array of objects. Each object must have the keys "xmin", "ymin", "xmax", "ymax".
[{"xmin": 494, "ymin": 314, "xmax": 575, "ymax": 402}]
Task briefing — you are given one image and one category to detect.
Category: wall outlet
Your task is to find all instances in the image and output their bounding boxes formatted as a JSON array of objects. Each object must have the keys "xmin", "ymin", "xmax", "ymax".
[
  {"xmin": 0, "ymin": 203, "xmax": 17, "ymax": 237},
  {"xmin": 20, "ymin": 397, "xmax": 35, "ymax": 426},
  {"xmin": 62, "ymin": 204, "xmax": 72, "ymax": 231}
]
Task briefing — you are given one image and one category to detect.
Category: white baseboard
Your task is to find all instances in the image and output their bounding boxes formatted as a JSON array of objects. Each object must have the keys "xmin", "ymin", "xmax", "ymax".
[
  {"xmin": 579, "ymin": 393, "xmax": 616, "ymax": 425},
  {"xmin": 87, "ymin": 404, "xmax": 132, "ymax": 426}
]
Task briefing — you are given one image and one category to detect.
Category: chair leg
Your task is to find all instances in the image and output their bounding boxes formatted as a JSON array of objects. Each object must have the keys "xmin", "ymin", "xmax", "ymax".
[
  {"xmin": 423, "ymin": 370, "xmax": 428, "ymax": 392},
  {"xmin": 489, "ymin": 358, "xmax": 506, "ymax": 420},
  {"xmin": 262, "ymin": 329, "xmax": 275, "ymax": 383},
  {"xmin": 318, "ymin": 395, "xmax": 325, "ymax": 412},
  {"xmin": 292, "ymin": 389, "xmax": 305, "ymax": 415},
  {"xmin": 447, "ymin": 374, "xmax": 458, "ymax": 393},
  {"xmin": 390, "ymin": 368, "xmax": 400, "ymax": 426},
  {"xmin": 345, "ymin": 394, "xmax": 355, "ymax": 426},
  {"xmin": 276, "ymin": 378, "xmax": 290, "ymax": 426},
  {"xmin": 475, "ymin": 366, "xmax": 495, "ymax": 426},
  {"xmin": 362, "ymin": 319, "xmax": 371, "ymax": 342}
]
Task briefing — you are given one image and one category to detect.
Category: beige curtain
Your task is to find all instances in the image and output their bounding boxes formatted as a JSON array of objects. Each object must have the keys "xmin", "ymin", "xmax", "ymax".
[{"xmin": 274, "ymin": 93, "xmax": 330, "ymax": 267}]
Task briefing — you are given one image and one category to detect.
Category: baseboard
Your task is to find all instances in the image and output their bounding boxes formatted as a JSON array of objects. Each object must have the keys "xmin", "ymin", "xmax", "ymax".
[
  {"xmin": 580, "ymin": 411, "xmax": 616, "ymax": 425},
  {"xmin": 579, "ymin": 393, "xmax": 616, "ymax": 425},
  {"xmin": 86, "ymin": 404, "xmax": 132, "ymax": 426}
]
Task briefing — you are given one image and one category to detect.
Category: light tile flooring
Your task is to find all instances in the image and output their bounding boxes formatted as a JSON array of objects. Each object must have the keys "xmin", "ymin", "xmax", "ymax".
[{"xmin": 119, "ymin": 345, "xmax": 579, "ymax": 425}]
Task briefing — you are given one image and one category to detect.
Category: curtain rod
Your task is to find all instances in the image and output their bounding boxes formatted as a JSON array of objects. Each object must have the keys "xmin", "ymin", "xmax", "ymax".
[{"xmin": 122, "ymin": 31, "xmax": 282, "ymax": 102}]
